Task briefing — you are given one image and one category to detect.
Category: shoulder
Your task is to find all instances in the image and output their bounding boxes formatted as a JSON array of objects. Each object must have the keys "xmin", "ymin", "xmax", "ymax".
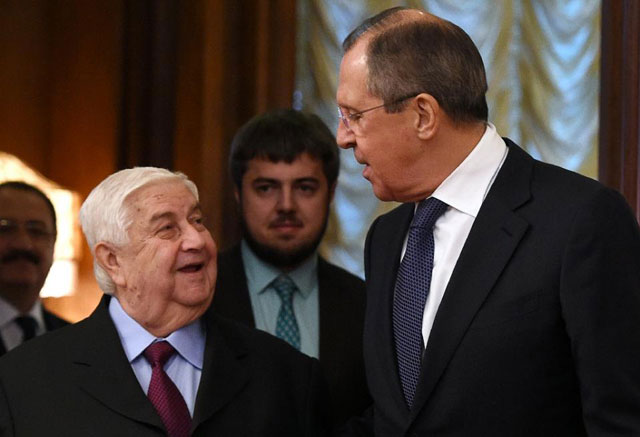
[
  {"xmin": 318, "ymin": 257, "xmax": 364, "ymax": 290},
  {"xmin": 504, "ymin": 137, "xmax": 604, "ymax": 200},
  {"xmin": 211, "ymin": 314, "xmax": 317, "ymax": 366},
  {"xmin": 0, "ymin": 318, "xmax": 83, "ymax": 376},
  {"xmin": 216, "ymin": 244, "xmax": 243, "ymax": 270},
  {"xmin": 500, "ymin": 140, "xmax": 638, "ymax": 241},
  {"xmin": 529, "ymin": 157, "xmax": 629, "ymax": 217},
  {"xmin": 43, "ymin": 307, "xmax": 71, "ymax": 330}
]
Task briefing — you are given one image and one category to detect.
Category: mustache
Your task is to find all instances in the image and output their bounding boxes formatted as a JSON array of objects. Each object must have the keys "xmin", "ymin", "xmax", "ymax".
[
  {"xmin": 270, "ymin": 213, "xmax": 303, "ymax": 227},
  {"xmin": 1, "ymin": 250, "xmax": 41, "ymax": 265}
]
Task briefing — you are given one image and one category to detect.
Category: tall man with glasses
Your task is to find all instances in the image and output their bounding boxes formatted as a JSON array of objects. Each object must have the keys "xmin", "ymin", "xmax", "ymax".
[
  {"xmin": 336, "ymin": 7, "xmax": 640, "ymax": 436},
  {"xmin": 0, "ymin": 181, "xmax": 68, "ymax": 356}
]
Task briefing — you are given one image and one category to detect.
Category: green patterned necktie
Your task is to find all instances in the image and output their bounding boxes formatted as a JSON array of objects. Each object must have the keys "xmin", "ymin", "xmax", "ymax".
[{"xmin": 272, "ymin": 275, "xmax": 301, "ymax": 350}]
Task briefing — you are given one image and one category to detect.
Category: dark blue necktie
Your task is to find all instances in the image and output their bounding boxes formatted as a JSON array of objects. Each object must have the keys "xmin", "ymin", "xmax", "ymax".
[{"xmin": 393, "ymin": 197, "xmax": 448, "ymax": 409}]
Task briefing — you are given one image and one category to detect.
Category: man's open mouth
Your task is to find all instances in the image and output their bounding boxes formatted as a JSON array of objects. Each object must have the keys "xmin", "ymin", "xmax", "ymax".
[{"xmin": 177, "ymin": 262, "xmax": 204, "ymax": 273}]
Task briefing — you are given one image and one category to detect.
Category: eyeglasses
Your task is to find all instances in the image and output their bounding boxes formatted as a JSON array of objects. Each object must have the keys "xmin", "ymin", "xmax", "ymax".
[
  {"xmin": 338, "ymin": 93, "xmax": 420, "ymax": 134},
  {"xmin": 0, "ymin": 218, "xmax": 55, "ymax": 242}
]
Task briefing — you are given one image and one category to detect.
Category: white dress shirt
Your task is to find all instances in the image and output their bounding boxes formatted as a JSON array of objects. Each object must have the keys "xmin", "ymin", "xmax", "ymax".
[{"xmin": 399, "ymin": 123, "xmax": 508, "ymax": 347}]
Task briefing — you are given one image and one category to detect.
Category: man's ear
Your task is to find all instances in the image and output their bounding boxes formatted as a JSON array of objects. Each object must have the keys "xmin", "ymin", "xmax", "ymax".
[
  {"xmin": 94, "ymin": 242, "xmax": 126, "ymax": 288},
  {"xmin": 234, "ymin": 186, "xmax": 240, "ymax": 204},
  {"xmin": 413, "ymin": 93, "xmax": 440, "ymax": 141},
  {"xmin": 328, "ymin": 181, "xmax": 337, "ymax": 203}
]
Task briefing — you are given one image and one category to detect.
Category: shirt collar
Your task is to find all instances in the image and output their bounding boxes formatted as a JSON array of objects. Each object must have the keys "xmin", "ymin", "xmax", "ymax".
[
  {"xmin": 108, "ymin": 296, "xmax": 205, "ymax": 370},
  {"xmin": 431, "ymin": 123, "xmax": 508, "ymax": 218},
  {"xmin": 241, "ymin": 239, "xmax": 317, "ymax": 298},
  {"xmin": 0, "ymin": 296, "xmax": 46, "ymax": 330}
]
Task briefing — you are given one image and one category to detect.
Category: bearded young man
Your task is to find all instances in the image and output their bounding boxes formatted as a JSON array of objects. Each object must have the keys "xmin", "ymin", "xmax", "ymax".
[{"xmin": 211, "ymin": 109, "xmax": 370, "ymax": 426}]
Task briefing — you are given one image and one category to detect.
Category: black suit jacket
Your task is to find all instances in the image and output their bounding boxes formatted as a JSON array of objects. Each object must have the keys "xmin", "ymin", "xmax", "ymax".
[
  {"xmin": 0, "ymin": 295, "xmax": 329, "ymax": 436},
  {"xmin": 349, "ymin": 141, "xmax": 640, "ymax": 436},
  {"xmin": 0, "ymin": 306, "xmax": 69, "ymax": 356},
  {"xmin": 212, "ymin": 246, "xmax": 370, "ymax": 425}
]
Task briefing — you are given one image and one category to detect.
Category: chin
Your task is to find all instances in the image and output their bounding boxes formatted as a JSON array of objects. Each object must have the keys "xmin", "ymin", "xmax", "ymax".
[
  {"xmin": 176, "ymin": 283, "xmax": 214, "ymax": 305},
  {"xmin": 371, "ymin": 186, "xmax": 395, "ymax": 202}
]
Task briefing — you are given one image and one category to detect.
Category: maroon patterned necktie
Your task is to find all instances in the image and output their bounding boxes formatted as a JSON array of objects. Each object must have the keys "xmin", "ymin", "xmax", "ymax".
[{"xmin": 143, "ymin": 341, "xmax": 191, "ymax": 437}]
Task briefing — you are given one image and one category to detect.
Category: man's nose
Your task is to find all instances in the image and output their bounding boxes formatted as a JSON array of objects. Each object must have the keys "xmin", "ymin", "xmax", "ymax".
[
  {"xmin": 181, "ymin": 224, "xmax": 206, "ymax": 251},
  {"xmin": 336, "ymin": 120, "xmax": 355, "ymax": 149},
  {"xmin": 277, "ymin": 187, "xmax": 296, "ymax": 212}
]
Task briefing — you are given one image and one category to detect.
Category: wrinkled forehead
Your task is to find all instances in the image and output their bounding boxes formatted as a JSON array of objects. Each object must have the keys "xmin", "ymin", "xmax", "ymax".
[{"xmin": 124, "ymin": 180, "xmax": 199, "ymax": 223}]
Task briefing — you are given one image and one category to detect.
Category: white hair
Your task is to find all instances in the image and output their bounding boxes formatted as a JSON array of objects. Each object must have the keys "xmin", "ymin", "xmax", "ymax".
[{"xmin": 79, "ymin": 167, "xmax": 199, "ymax": 294}]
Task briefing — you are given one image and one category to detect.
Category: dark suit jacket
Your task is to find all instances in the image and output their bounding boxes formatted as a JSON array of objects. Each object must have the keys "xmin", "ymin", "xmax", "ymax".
[
  {"xmin": 212, "ymin": 246, "xmax": 370, "ymax": 425},
  {"xmin": 348, "ymin": 140, "xmax": 640, "ymax": 436},
  {"xmin": 0, "ymin": 306, "xmax": 69, "ymax": 356},
  {"xmin": 0, "ymin": 295, "xmax": 329, "ymax": 436}
]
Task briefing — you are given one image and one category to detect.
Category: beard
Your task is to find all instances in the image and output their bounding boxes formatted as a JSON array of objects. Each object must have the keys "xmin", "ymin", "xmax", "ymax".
[{"xmin": 240, "ymin": 206, "xmax": 330, "ymax": 270}]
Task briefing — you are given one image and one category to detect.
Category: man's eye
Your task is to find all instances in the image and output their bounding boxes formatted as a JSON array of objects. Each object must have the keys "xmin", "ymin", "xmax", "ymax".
[
  {"xmin": 255, "ymin": 185, "xmax": 273, "ymax": 193},
  {"xmin": 298, "ymin": 185, "xmax": 317, "ymax": 193},
  {"xmin": 157, "ymin": 224, "xmax": 177, "ymax": 238},
  {"xmin": 191, "ymin": 216, "xmax": 206, "ymax": 229},
  {"xmin": 28, "ymin": 228, "xmax": 49, "ymax": 237}
]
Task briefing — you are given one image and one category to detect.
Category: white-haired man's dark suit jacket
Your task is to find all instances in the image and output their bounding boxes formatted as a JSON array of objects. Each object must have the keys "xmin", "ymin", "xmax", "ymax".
[{"xmin": 0, "ymin": 296, "xmax": 328, "ymax": 436}]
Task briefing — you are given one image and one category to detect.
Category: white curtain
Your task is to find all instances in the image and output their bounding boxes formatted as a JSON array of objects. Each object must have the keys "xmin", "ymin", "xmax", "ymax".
[{"xmin": 295, "ymin": 0, "xmax": 600, "ymax": 277}]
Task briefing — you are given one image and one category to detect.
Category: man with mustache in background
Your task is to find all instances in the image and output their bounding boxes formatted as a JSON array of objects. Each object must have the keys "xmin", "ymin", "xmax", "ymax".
[
  {"xmin": 0, "ymin": 181, "xmax": 68, "ymax": 356},
  {"xmin": 212, "ymin": 109, "xmax": 370, "ymax": 426}
]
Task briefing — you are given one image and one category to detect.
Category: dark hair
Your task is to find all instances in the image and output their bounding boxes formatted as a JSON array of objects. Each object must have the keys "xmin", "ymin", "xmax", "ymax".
[
  {"xmin": 0, "ymin": 181, "xmax": 57, "ymax": 234},
  {"xmin": 343, "ymin": 8, "xmax": 488, "ymax": 123},
  {"xmin": 229, "ymin": 109, "xmax": 340, "ymax": 188}
]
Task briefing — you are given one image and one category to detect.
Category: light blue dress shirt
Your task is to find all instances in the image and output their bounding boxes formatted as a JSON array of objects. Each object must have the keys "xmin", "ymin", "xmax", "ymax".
[
  {"xmin": 108, "ymin": 297, "xmax": 205, "ymax": 416},
  {"xmin": 241, "ymin": 239, "xmax": 320, "ymax": 358}
]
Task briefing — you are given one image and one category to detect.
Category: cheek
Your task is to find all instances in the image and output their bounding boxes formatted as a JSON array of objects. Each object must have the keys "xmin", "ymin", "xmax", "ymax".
[
  {"xmin": 300, "ymin": 197, "xmax": 328, "ymax": 226},
  {"xmin": 243, "ymin": 197, "xmax": 274, "ymax": 229},
  {"xmin": 133, "ymin": 246, "xmax": 176, "ymax": 285}
]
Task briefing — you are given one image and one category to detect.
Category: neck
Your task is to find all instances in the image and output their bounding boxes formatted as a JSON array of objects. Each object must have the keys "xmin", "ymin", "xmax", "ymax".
[
  {"xmin": 420, "ymin": 121, "xmax": 486, "ymax": 198},
  {"xmin": 115, "ymin": 293, "xmax": 208, "ymax": 338}
]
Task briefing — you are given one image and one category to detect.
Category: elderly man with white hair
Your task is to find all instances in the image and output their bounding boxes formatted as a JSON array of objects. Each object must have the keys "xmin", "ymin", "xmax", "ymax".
[{"xmin": 0, "ymin": 167, "xmax": 328, "ymax": 437}]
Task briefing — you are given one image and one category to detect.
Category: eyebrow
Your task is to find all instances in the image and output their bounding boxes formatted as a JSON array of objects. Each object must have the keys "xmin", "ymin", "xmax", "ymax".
[{"xmin": 252, "ymin": 177, "xmax": 320, "ymax": 184}]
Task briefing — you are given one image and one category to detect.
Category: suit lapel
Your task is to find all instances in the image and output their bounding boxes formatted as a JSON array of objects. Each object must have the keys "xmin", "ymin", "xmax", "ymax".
[
  {"xmin": 367, "ymin": 203, "xmax": 416, "ymax": 424},
  {"xmin": 192, "ymin": 314, "xmax": 250, "ymax": 430},
  {"xmin": 408, "ymin": 141, "xmax": 533, "ymax": 423},
  {"xmin": 317, "ymin": 257, "xmax": 337, "ymax": 363},
  {"xmin": 71, "ymin": 295, "xmax": 165, "ymax": 431}
]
